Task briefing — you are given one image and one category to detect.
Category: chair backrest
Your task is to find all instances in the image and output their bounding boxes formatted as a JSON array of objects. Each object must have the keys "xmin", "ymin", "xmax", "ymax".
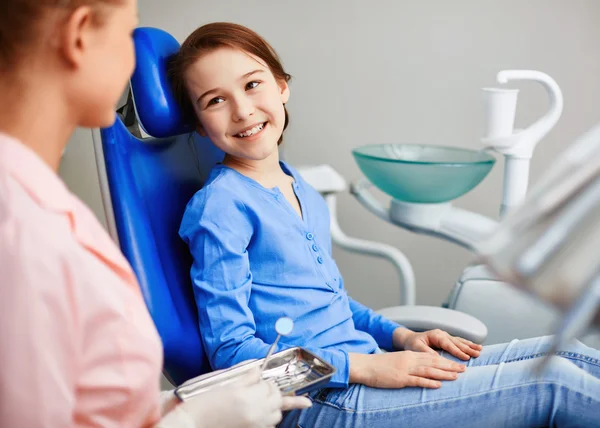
[{"xmin": 98, "ymin": 27, "xmax": 223, "ymax": 385}]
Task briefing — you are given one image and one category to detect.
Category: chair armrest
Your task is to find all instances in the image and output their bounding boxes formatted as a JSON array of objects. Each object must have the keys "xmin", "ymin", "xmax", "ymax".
[
  {"xmin": 376, "ymin": 305, "xmax": 488, "ymax": 344},
  {"xmin": 295, "ymin": 164, "xmax": 346, "ymax": 194}
]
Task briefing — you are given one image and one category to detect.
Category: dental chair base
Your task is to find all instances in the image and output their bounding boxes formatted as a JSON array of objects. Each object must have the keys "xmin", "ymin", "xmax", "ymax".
[{"xmin": 446, "ymin": 265, "xmax": 600, "ymax": 347}]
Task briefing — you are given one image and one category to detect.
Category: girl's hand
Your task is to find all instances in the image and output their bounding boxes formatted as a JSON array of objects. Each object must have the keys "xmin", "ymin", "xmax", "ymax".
[
  {"xmin": 349, "ymin": 351, "xmax": 466, "ymax": 389},
  {"xmin": 394, "ymin": 328, "xmax": 482, "ymax": 361}
]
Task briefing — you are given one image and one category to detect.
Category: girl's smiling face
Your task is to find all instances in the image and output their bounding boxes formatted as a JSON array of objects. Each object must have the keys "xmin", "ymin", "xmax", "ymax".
[{"xmin": 184, "ymin": 47, "xmax": 290, "ymax": 163}]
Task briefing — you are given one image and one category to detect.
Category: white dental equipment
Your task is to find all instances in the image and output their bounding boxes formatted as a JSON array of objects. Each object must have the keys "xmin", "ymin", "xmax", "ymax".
[
  {"xmin": 351, "ymin": 70, "xmax": 563, "ymax": 251},
  {"xmin": 304, "ymin": 70, "xmax": 599, "ymax": 347},
  {"xmin": 479, "ymin": 122, "xmax": 600, "ymax": 365}
]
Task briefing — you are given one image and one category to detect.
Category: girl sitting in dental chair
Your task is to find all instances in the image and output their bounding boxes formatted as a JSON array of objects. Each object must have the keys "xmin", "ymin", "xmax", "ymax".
[{"xmin": 174, "ymin": 22, "xmax": 600, "ymax": 427}]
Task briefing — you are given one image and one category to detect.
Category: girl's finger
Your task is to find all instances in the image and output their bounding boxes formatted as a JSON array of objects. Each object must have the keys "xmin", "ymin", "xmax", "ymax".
[
  {"xmin": 427, "ymin": 355, "xmax": 466, "ymax": 372},
  {"xmin": 459, "ymin": 337, "xmax": 483, "ymax": 351},
  {"xmin": 411, "ymin": 342, "xmax": 437, "ymax": 355},
  {"xmin": 406, "ymin": 376, "xmax": 442, "ymax": 389},
  {"xmin": 412, "ymin": 366, "xmax": 460, "ymax": 381},
  {"xmin": 454, "ymin": 339, "xmax": 481, "ymax": 357},
  {"xmin": 419, "ymin": 345, "xmax": 438, "ymax": 356},
  {"xmin": 441, "ymin": 338, "xmax": 470, "ymax": 361}
]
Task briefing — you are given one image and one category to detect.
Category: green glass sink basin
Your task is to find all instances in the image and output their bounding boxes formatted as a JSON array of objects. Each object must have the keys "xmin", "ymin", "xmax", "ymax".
[{"xmin": 352, "ymin": 144, "xmax": 496, "ymax": 203}]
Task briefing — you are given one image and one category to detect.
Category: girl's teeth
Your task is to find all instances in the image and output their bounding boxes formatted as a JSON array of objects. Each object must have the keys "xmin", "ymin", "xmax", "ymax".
[{"xmin": 238, "ymin": 123, "xmax": 264, "ymax": 137}]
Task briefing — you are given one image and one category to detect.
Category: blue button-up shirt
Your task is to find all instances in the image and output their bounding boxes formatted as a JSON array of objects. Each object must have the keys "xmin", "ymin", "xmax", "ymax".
[{"xmin": 180, "ymin": 162, "xmax": 401, "ymax": 388}]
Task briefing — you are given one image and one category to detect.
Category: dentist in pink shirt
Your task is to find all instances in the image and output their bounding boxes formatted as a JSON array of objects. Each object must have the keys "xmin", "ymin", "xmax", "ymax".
[{"xmin": 0, "ymin": 1, "xmax": 310, "ymax": 427}]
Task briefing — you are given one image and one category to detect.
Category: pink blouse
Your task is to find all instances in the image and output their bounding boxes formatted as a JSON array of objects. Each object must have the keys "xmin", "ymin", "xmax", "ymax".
[{"xmin": 0, "ymin": 133, "xmax": 163, "ymax": 427}]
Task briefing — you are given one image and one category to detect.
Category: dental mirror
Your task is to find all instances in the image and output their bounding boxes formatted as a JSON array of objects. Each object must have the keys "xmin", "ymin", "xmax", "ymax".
[
  {"xmin": 275, "ymin": 317, "xmax": 294, "ymax": 336},
  {"xmin": 261, "ymin": 317, "xmax": 294, "ymax": 373}
]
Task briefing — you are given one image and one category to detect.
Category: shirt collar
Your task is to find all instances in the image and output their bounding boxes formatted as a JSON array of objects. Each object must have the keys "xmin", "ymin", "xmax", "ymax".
[
  {"xmin": 211, "ymin": 160, "xmax": 300, "ymax": 194},
  {"xmin": 0, "ymin": 132, "xmax": 74, "ymax": 213}
]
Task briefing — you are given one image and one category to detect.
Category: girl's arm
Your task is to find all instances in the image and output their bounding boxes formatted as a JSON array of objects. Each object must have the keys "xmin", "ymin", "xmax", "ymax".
[
  {"xmin": 347, "ymin": 295, "xmax": 406, "ymax": 351},
  {"xmin": 349, "ymin": 298, "xmax": 482, "ymax": 357}
]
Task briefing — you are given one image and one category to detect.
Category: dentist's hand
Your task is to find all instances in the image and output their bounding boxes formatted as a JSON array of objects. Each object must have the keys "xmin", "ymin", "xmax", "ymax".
[
  {"xmin": 393, "ymin": 327, "xmax": 482, "ymax": 361},
  {"xmin": 159, "ymin": 368, "xmax": 311, "ymax": 428},
  {"xmin": 349, "ymin": 351, "xmax": 466, "ymax": 389}
]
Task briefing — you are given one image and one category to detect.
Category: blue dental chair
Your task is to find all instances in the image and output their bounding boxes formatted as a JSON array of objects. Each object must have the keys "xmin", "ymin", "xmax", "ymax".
[
  {"xmin": 93, "ymin": 27, "xmax": 489, "ymax": 386},
  {"xmin": 93, "ymin": 27, "xmax": 224, "ymax": 386}
]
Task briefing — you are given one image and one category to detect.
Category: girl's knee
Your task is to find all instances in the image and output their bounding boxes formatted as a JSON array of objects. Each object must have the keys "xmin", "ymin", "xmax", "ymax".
[{"xmin": 540, "ymin": 356, "xmax": 589, "ymax": 385}]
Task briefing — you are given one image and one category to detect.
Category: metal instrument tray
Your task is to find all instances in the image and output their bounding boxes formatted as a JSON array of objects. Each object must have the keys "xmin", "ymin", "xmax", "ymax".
[{"xmin": 174, "ymin": 347, "xmax": 336, "ymax": 401}]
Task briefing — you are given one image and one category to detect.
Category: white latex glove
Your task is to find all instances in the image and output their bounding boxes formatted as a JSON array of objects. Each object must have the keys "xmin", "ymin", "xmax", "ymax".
[{"xmin": 157, "ymin": 368, "xmax": 312, "ymax": 428}]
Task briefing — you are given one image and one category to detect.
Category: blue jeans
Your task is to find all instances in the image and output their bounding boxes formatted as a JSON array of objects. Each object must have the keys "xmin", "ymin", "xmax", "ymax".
[{"xmin": 280, "ymin": 336, "xmax": 600, "ymax": 427}]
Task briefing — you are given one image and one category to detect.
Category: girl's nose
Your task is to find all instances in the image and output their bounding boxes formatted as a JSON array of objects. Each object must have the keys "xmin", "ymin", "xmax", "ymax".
[{"xmin": 232, "ymin": 95, "xmax": 255, "ymax": 122}]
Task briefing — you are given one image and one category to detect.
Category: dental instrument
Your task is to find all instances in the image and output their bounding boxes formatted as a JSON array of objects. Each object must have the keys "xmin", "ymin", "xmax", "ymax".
[
  {"xmin": 261, "ymin": 317, "xmax": 294, "ymax": 372},
  {"xmin": 174, "ymin": 316, "xmax": 336, "ymax": 400},
  {"xmin": 174, "ymin": 347, "xmax": 336, "ymax": 400}
]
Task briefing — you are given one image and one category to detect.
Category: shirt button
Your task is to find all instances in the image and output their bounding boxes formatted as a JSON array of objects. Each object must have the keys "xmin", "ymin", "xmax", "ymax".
[
  {"xmin": 312, "ymin": 244, "xmax": 318, "ymax": 252},
  {"xmin": 306, "ymin": 232, "xmax": 314, "ymax": 240},
  {"xmin": 317, "ymin": 256, "xmax": 323, "ymax": 264}
]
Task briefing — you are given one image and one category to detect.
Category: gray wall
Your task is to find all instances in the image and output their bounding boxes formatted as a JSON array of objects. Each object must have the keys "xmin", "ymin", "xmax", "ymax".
[
  {"xmin": 59, "ymin": 128, "xmax": 108, "ymax": 230},
  {"xmin": 60, "ymin": 0, "xmax": 600, "ymax": 310}
]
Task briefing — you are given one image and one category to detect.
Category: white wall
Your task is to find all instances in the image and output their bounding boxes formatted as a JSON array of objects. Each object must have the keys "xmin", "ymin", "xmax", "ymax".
[{"xmin": 60, "ymin": 0, "xmax": 600, "ymax": 310}]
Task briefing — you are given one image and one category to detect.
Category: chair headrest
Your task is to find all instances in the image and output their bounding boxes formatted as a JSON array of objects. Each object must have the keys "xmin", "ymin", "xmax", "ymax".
[{"xmin": 131, "ymin": 27, "xmax": 194, "ymax": 138}]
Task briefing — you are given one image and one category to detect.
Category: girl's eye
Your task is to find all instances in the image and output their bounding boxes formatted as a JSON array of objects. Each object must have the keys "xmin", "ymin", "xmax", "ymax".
[
  {"xmin": 246, "ymin": 81, "xmax": 261, "ymax": 90},
  {"xmin": 207, "ymin": 97, "xmax": 224, "ymax": 106}
]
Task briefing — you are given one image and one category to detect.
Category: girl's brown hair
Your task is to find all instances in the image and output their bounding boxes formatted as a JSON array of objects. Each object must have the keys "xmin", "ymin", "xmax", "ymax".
[
  {"xmin": 169, "ymin": 22, "xmax": 292, "ymax": 145},
  {"xmin": 0, "ymin": 0, "xmax": 123, "ymax": 72}
]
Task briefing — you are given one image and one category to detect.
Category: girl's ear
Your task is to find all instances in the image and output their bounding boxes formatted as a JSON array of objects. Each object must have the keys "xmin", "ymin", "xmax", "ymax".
[
  {"xmin": 278, "ymin": 79, "xmax": 290, "ymax": 104},
  {"xmin": 196, "ymin": 125, "xmax": 207, "ymax": 137}
]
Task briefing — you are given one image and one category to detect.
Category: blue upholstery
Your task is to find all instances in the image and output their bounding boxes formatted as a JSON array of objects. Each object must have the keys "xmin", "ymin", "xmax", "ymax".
[
  {"xmin": 99, "ymin": 27, "xmax": 223, "ymax": 385},
  {"xmin": 130, "ymin": 27, "xmax": 193, "ymax": 138}
]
